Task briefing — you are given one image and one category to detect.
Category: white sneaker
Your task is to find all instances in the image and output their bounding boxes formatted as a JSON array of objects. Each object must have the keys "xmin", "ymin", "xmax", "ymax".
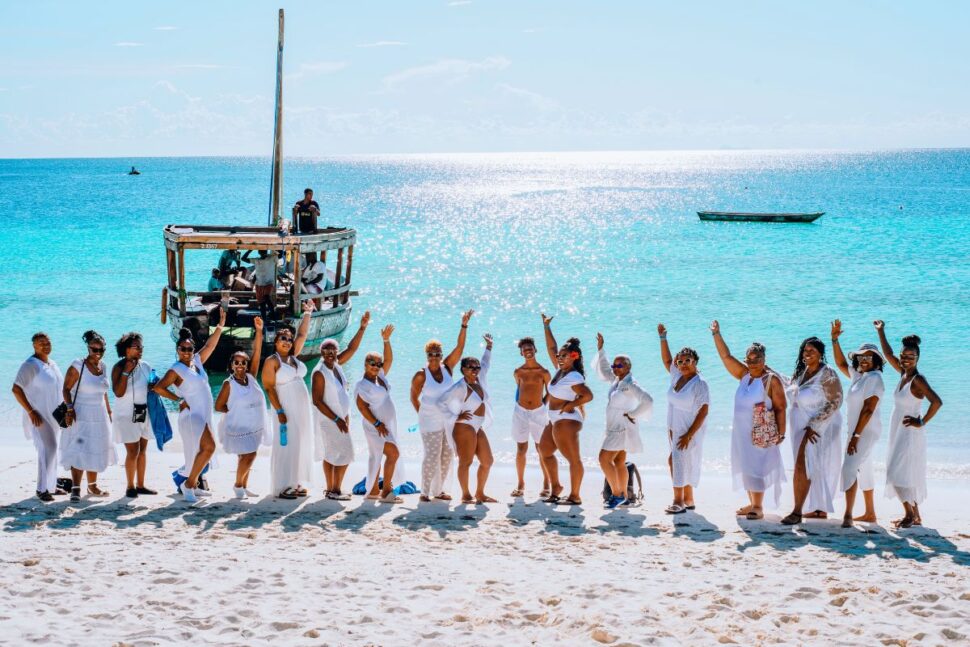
[
  {"xmin": 194, "ymin": 488, "xmax": 212, "ymax": 498},
  {"xmin": 233, "ymin": 487, "xmax": 247, "ymax": 499},
  {"xmin": 183, "ymin": 488, "xmax": 198, "ymax": 503},
  {"xmin": 244, "ymin": 489, "xmax": 259, "ymax": 498}
]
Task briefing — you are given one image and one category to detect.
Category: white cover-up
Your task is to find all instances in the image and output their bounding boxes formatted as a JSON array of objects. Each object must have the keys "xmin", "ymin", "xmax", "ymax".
[
  {"xmin": 840, "ymin": 366, "xmax": 884, "ymax": 491},
  {"xmin": 269, "ymin": 354, "xmax": 314, "ymax": 493},
  {"xmin": 112, "ymin": 361, "xmax": 154, "ymax": 444},
  {"xmin": 171, "ymin": 354, "xmax": 214, "ymax": 479},
  {"xmin": 60, "ymin": 359, "xmax": 117, "ymax": 473},
  {"xmin": 354, "ymin": 369, "xmax": 403, "ymax": 493},
  {"xmin": 311, "ymin": 361, "xmax": 354, "ymax": 466},
  {"xmin": 885, "ymin": 377, "xmax": 927, "ymax": 505},
  {"xmin": 14, "ymin": 356, "xmax": 64, "ymax": 492},
  {"xmin": 593, "ymin": 349, "xmax": 652, "ymax": 453},
  {"xmin": 666, "ymin": 370, "xmax": 710, "ymax": 488},
  {"xmin": 218, "ymin": 375, "xmax": 270, "ymax": 455},
  {"xmin": 787, "ymin": 365, "xmax": 844, "ymax": 514},
  {"xmin": 731, "ymin": 372, "xmax": 786, "ymax": 507}
]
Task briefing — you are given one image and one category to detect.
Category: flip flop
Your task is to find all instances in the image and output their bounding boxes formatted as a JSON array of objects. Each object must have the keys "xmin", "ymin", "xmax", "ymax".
[
  {"xmin": 380, "ymin": 493, "xmax": 404, "ymax": 504},
  {"xmin": 510, "ymin": 489, "xmax": 524, "ymax": 497},
  {"xmin": 781, "ymin": 513, "xmax": 802, "ymax": 525},
  {"xmin": 476, "ymin": 496, "xmax": 498, "ymax": 504},
  {"xmin": 685, "ymin": 505, "xmax": 696, "ymax": 510},
  {"xmin": 665, "ymin": 503, "xmax": 687, "ymax": 515},
  {"xmin": 434, "ymin": 493, "xmax": 453, "ymax": 501},
  {"xmin": 542, "ymin": 494, "xmax": 561, "ymax": 504},
  {"xmin": 278, "ymin": 488, "xmax": 299, "ymax": 500},
  {"xmin": 558, "ymin": 497, "xmax": 582, "ymax": 506}
]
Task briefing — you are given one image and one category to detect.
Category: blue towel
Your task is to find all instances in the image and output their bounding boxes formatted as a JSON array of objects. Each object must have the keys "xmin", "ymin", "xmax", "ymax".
[
  {"xmin": 147, "ymin": 370, "xmax": 173, "ymax": 450},
  {"xmin": 351, "ymin": 477, "xmax": 420, "ymax": 496}
]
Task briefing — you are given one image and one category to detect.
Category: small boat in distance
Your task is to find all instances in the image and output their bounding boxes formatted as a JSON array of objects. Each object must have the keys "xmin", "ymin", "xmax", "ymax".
[
  {"xmin": 697, "ymin": 211, "xmax": 824, "ymax": 223},
  {"xmin": 128, "ymin": 166, "xmax": 140, "ymax": 175}
]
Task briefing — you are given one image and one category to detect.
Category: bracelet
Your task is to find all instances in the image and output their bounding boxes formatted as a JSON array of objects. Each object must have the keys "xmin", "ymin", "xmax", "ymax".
[
  {"xmin": 122, "ymin": 371, "xmax": 131, "ymax": 377},
  {"xmin": 374, "ymin": 420, "xmax": 383, "ymax": 427},
  {"xmin": 851, "ymin": 433, "xmax": 861, "ymax": 438},
  {"xmin": 276, "ymin": 408, "xmax": 285, "ymax": 415},
  {"xmin": 659, "ymin": 335, "xmax": 667, "ymax": 340},
  {"xmin": 332, "ymin": 415, "xmax": 340, "ymax": 423},
  {"xmin": 461, "ymin": 325, "xmax": 468, "ymax": 329},
  {"xmin": 712, "ymin": 331, "xmax": 720, "ymax": 337},
  {"xmin": 66, "ymin": 404, "xmax": 74, "ymax": 411}
]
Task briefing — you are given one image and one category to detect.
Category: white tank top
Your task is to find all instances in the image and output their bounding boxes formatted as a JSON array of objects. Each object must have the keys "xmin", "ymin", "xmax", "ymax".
[
  {"xmin": 313, "ymin": 361, "xmax": 351, "ymax": 418},
  {"xmin": 418, "ymin": 364, "xmax": 453, "ymax": 429},
  {"xmin": 222, "ymin": 375, "xmax": 266, "ymax": 434}
]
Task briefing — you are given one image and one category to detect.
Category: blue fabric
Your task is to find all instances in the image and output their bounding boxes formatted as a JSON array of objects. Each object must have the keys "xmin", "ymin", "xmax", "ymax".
[
  {"xmin": 351, "ymin": 478, "xmax": 420, "ymax": 496},
  {"xmin": 147, "ymin": 370, "xmax": 173, "ymax": 450}
]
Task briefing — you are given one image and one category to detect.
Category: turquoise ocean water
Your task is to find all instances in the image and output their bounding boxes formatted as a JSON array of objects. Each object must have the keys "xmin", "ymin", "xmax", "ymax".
[{"xmin": 1, "ymin": 150, "xmax": 967, "ymax": 477}]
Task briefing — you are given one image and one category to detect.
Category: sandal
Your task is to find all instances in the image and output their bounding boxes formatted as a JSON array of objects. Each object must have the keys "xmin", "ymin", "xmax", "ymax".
[
  {"xmin": 380, "ymin": 493, "xmax": 404, "ymax": 504},
  {"xmin": 665, "ymin": 503, "xmax": 687, "ymax": 515},
  {"xmin": 419, "ymin": 495, "xmax": 432, "ymax": 502},
  {"xmin": 841, "ymin": 516, "xmax": 853, "ymax": 529},
  {"xmin": 295, "ymin": 486, "xmax": 309, "ymax": 497},
  {"xmin": 434, "ymin": 493, "xmax": 453, "ymax": 501},
  {"xmin": 476, "ymin": 495, "xmax": 498, "ymax": 504},
  {"xmin": 36, "ymin": 490, "xmax": 54, "ymax": 502},
  {"xmin": 745, "ymin": 508, "xmax": 764, "ymax": 520},
  {"xmin": 461, "ymin": 496, "xmax": 475, "ymax": 504},
  {"xmin": 685, "ymin": 504, "xmax": 696, "ymax": 510},
  {"xmin": 53, "ymin": 487, "xmax": 68, "ymax": 496},
  {"xmin": 539, "ymin": 488, "xmax": 551, "ymax": 498},
  {"xmin": 135, "ymin": 486, "xmax": 157, "ymax": 495},
  {"xmin": 70, "ymin": 486, "xmax": 81, "ymax": 502},
  {"xmin": 278, "ymin": 488, "xmax": 299, "ymax": 500},
  {"xmin": 542, "ymin": 494, "xmax": 561, "ymax": 504},
  {"xmin": 781, "ymin": 512, "xmax": 802, "ymax": 525},
  {"xmin": 558, "ymin": 497, "xmax": 582, "ymax": 506},
  {"xmin": 510, "ymin": 489, "xmax": 524, "ymax": 497},
  {"xmin": 87, "ymin": 484, "xmax": 109, "ymax": 497}
]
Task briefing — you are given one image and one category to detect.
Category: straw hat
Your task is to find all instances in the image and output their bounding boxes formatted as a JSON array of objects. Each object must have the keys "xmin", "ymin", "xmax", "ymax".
[{"xmin": 848, "ymin": 342, "xmax": 884, "ymax": 362}]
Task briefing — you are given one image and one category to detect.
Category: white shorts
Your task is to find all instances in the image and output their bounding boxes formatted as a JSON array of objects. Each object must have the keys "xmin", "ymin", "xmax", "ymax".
[{"xmin": 511, "ymin": 404, "xmax": 549, "ymax": 444}]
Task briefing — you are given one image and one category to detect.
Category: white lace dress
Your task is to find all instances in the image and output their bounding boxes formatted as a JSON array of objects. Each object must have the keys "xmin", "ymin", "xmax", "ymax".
[
  {"xmin": 787, "ymin": 365, "xmax": 844, "ymax": 513},
  {"xmin": 60, "ymin": 359, "xmax": 117, "ymax": 472}
]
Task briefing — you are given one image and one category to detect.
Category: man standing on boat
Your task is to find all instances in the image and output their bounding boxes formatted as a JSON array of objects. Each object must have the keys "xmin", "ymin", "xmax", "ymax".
[
  {"xmin": 243, "ymin": 249, "xmax": 279, "ymax": 321},
  {"xmin": 292, "ymin": 188, "xmax": 320, "ymax": 233}
]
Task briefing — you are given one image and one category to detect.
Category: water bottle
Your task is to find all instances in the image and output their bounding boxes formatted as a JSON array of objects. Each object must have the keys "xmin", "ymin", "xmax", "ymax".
[{"xmin": 280, "ymin": 422, "xmax": 288, "ymax": 446}]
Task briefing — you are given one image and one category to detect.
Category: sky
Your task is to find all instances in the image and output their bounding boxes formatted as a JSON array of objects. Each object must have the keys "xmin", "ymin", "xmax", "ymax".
[{"xmin": 1, "ymin": 0, "xmax": 968, "ymax": 157}]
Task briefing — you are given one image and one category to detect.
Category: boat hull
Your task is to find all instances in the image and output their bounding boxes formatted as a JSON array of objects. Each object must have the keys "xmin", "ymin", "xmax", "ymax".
[
  {"xmin": 697, "ymin": 211, "xmax": 824, "ymax": 223},
  {"xmin": 167, "ymin": 303, "xmax": 352, "ymax": 366}
]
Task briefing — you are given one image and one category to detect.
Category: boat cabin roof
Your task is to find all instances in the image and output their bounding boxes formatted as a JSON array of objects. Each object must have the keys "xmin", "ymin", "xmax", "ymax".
[{"xmin": 163, "ymin": 224, "xmax": 356, "ymax": 252}]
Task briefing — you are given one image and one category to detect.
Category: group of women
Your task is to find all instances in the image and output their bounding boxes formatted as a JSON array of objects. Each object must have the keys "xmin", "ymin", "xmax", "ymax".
[{"xmin": 12, "ymin": 310, "xmax": 941, "ymax": 529}]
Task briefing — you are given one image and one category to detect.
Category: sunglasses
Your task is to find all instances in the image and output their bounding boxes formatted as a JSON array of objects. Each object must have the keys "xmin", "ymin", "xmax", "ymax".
[
  {"xmin": 675, "ymin": 358, "xmax": 694, "ymax": 366},
  {"xmin": 178, "ymin": 345, "xmax": 194, "ymax": 352},
  {"xmin": 611, "ymin": 363, "xmax": 627, "ymax": 369},
  {"xmin": 465, "ymin": 365, "xmax": 481, "ymax": 372},
  {"xmin": 427, "ymin": 352, "xmax": 442, "ymax": 358},
  {"xmin": 745, "ymin": 356, "xmax": 764, "ymax": 364},
  {"xmin": 366, "ymin": 360, "xmax": 384, "ymax": 368},
  {"xmin": 856, "ymin": 354, "xmax": 875, "ymax": 362},
  {"xmin": 231, "ymin": 359, "xmax": 249, "ymax": 366},
  {"xmin": 88, "ymin": 346, "xmax": 105, "ymax": 354},
  {"xmin": 277, "ymin": 335, "xmax": 294, "ymax": 342}
]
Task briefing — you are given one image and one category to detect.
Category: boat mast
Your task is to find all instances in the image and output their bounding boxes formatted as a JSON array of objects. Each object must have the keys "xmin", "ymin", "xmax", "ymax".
[{"xmin": 268, "ymin": 8, "xmax": 284, "ymax": 226}]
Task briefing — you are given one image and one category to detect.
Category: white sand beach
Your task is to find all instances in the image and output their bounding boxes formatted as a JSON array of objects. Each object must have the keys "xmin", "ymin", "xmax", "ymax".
[{"xmin": 2, "ymin": 443, "xmax": 968, "ymax": 646}]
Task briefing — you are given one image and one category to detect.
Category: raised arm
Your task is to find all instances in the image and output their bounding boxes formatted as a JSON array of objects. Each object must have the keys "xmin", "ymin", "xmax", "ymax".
[
  {"xmin": 541, "ymin": 313, "xmax": 558, "ymax": 366},
  {"xmin": 658, "ymin": 323, "xmax": 672, "ymax": 373},
  {"xmin": 479, "ymin": 334, "xmax": 493, "ymax": 380},
  {"xmin": 593, "ymin": 333, "xmax": 612, "ymax": 383},
  {"xmin": 710, "ymin": 320, "xmax": 747, "ymax": 379},
  {"xmin": 198, "ymin": 307, "xmax": 227, "ymax": 365},
  {"xmin": 291, "ymin": 300, "xmax": 316, "ymax": 357},
  {"xmin": 874, "ymin": 320, "xmax": 901, "ymax": 373},
  {"xmin": 337, "ymin": 310, "xmax": 370, "ymax": 364},
  {"xmin": 443, "ymin": 309, "xmax": 473, "ymax": 371},
  {"xmin": 410, "ymin": 370, "xmax": 425, "ymax": 413},
  {"xmin": 249, "ymin": 317, "xmax": 264, "ymax": 376},
  {"xmin": 830, "ymin": 319, "xmax": 850, "ymax": 377},
  {"xmin": 380, "ymin": 325, "xmax": 395, "ymax": 375}
]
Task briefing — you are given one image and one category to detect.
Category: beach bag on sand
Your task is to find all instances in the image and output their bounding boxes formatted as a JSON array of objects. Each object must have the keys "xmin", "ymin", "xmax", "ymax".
[
  {"xmin": 352, "ymin": 478, "xmax": 420, "ymax": 496},
  {"xmin": 751, "ymin": 373, "xmax": 782, "ymax": 449},
  {"xmin": 602, "ymin": 462, "xmax": 643, "ymax": 503}
]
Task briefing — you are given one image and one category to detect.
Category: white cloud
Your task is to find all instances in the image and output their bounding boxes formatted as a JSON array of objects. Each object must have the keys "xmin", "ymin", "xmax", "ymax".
[
  {"xmin": 357, "ymin": 40, "xmax": 407, "ymax": 48},
  {"xmin": 154, "ymin": 26, "xmax": 178, "ymax": 31},
  {"xmin": 285, "ymin": 61, "xmax": 349, "ymax": 81},
  {"xmin": 496, "ymin": 83, "xmax": 559, "ymax": 111},
  {"xmin": 383, "ymin": 56, "xmax": 510, "ymax": 89},
  {"xmin": 114, "ymin": 42, "xmax": 144, "ymax": 47}
]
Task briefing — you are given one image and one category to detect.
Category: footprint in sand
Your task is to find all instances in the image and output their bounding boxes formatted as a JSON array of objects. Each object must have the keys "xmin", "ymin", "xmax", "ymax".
[{"xmin": 590, "ymin": 628, "xmax": 617, "ymax": 644}]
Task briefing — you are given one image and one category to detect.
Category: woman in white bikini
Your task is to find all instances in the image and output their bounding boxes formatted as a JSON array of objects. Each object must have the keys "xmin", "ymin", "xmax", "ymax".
[{"xmin": 538, "ymin": 314, "xmax": 593, "ymax": 506}]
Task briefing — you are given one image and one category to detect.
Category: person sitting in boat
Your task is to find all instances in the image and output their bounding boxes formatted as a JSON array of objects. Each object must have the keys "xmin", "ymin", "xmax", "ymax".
[
  {"xmin": 243, "ymin": 249, "xmax": 279, "ymax": 321},
  {"xmin": 207, "ymin": 269, "xmax": 225, "ymax": 292},
  {"xmin": 292, "ymin": 188, "xmax": 320, "ymax": 234},
  {"xmin": 218, "ymin": 249, "xmax": 251, "ymax": 290},
  {"xmin": 301, "ymin": 253, "xmax": 333, "ymax": 309}
]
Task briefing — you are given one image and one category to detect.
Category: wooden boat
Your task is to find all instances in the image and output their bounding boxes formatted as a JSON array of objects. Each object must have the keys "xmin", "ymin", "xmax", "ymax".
[
  {"xmin": 161, "ymin": 224, "xmax": 356, "ymax": 364},
  {"xmin": 159, "ymin": 10, "xmax": 356, "ymax": 364},
  {"xmin": 697, "ymin": 211, "xmax": 824, "ymax": 223}
]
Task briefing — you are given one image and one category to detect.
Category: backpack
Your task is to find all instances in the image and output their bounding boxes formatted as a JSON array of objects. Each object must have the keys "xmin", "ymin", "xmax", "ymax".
[{"xmin": 602, "ymin": 462, "xmax": 643, "ymax": 504}]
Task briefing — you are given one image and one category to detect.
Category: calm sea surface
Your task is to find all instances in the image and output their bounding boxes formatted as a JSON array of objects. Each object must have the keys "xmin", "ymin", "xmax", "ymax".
[{"xmin": 1, "ymin": 150, "xmax": 967, "ymax": 476}]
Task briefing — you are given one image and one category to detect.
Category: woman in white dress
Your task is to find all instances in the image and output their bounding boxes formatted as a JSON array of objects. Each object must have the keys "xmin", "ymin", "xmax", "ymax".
[
  {"xmin": 438, "ymin": 335, "xmax": 496, "ymax": 504},
  {"xmin": 111, "ymin": 332, "xmax": 157, "ymax": 499},
  {"xmin": 830, "ymin": 321, "xmax": 885, "ymax": 527},
  {"xmin": 311, "ymin": 311, "xmax": 370, "ymax": 500},
  {"xmin": 538, "ymin": 314, "xmax": 594, "ymax": 506},
  {"xmin": 354, "ymin": 324, "xmax": 404, "ymax": 503},
  {"xmin": 11, "ymin": 332, "xmax": 66, "ymax": 502},
  {"xmin": 60, "ymin": 330, "xmax": 116, "ymax": 502},
  {"xmin": 152, "ymin": 308, "xmax": 226, "ymax": 503},
  {"xmin": 711, "ymin": 320, "xmax": 787, "ymax": 520},
  {"xmin": 594, "ymin": 333, "xmax": 653, "ymax": 509},
  {"xmin": 262, "ymin": 301, "xmax": 317, "ymax": 500},
  {"xmin": 214, "ymin": 316, "xmax": 266, "ymax": 499},
  {"xmin": 875, "ymin": 322, "xmax": 943, "ymax": 529},
  {"xmin": 658, "ymin": 324, "xmax": 710, "ymax": 514},
  {"xmin": 410, "ymin": 309, "xmax": 473, "ymax": 503},
  {"xmin": 781, "ymin": 337, "xmax": 844, "ymax": 526}
]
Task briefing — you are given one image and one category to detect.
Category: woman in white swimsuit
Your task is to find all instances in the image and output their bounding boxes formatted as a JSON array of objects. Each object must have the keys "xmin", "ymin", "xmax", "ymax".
[
  {"xmin": 538, "ymin": 314, "xmax": 593, "ymax": 506},
  {"xmin": 438, "ymin": 334, "xmax": 495, "ymax": 504}
]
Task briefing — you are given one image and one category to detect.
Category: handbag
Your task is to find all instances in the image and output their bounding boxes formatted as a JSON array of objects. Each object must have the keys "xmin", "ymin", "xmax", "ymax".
[
  {"xmin": 52, "ymin": 361, "xmax": 85, "ymax": 428},
  {"xmin": 751, "ymin": 373, "xmax": 782, "ymax": 448}
]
